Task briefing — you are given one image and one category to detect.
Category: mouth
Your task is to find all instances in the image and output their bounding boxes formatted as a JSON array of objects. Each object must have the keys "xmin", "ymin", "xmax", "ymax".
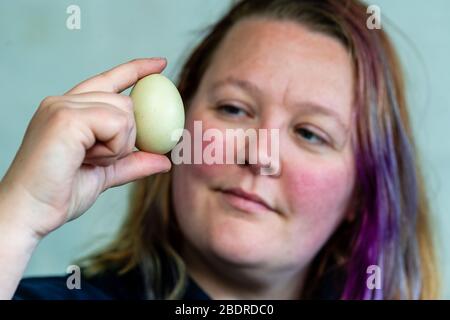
[{"xmin": 216, "ymin": 187, "xmax": 276, "ymax": 214}]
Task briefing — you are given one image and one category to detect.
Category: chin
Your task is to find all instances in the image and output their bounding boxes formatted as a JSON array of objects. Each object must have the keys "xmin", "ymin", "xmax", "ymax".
[{"xmin": 206, "ymin": 225, "xmax": 273, "ymax": 268}]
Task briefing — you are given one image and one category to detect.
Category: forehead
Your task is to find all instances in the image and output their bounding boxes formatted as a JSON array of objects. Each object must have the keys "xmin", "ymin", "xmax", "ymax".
[{"xmin": 202, "ymin": 18, "xmax": 354, "ymax": 121}]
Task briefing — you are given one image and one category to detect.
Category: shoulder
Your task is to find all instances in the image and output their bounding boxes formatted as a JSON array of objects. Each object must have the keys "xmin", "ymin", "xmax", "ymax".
[{"xmin": 13, "ymin": 269, "xmax": 146, "ymax": 300}]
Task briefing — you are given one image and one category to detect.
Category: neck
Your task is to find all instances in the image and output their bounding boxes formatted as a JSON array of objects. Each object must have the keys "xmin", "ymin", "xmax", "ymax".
[{"xmin": 181, "ymin": 242, "xmax": 306, "ymax": 300}]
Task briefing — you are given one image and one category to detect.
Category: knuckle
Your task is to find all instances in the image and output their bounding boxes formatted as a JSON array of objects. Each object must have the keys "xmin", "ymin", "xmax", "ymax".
[
  {"xmin": 121, "ymin": 109, "xmax": 134, "ymax": 127},
  {"xmin": 50, "ymin": 106, "xmax": 75, "ymax": 126},
  {"xmin": 40, "ymin": 96, "xmax": 57, "ymax": 108},
  {"xmin": 115, "ymin": 111, "xmax": 130, "ymax": 130}
]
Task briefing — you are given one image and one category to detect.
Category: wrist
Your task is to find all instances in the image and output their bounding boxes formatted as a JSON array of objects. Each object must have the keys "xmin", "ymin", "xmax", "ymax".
[{"xmin": 0, "ymin": 180, "xmax": 44, "ymax": 247}]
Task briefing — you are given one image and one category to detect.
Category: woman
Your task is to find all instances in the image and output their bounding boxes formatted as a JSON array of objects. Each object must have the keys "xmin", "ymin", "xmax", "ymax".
[{"xmin": 0, "ymin": 0, "xmax": 439, "ymax": 299}]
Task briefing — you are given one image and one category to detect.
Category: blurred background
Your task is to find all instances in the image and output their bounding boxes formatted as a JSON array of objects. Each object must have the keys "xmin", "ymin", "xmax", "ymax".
[{"xmin": 0, "ymin": 0, "xmax": 449, "ymax": 297}]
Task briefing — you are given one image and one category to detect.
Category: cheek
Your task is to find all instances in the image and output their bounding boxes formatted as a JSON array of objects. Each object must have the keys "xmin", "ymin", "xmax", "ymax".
[
  {"xmin": 282, "ymin": 156, "xmax": 354, "ymax": 245},
  {"xmin": 286, "ymin": 164, "xmax": 352, "ymax": 211}
]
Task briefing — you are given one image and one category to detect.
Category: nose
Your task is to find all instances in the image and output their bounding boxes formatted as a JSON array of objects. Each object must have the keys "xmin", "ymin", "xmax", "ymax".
[{"xmin": 237, "ymin": 128, "xmax": 281, "ymax": 176}]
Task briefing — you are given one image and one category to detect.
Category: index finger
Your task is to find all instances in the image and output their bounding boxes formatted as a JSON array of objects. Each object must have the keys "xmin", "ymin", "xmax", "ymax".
[{"xmin": 65, "ymin": 58, "xmax": 167, "ymax": 95}]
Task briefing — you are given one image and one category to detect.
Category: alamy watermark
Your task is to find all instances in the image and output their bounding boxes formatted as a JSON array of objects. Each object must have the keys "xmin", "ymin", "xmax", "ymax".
[
  {"xmin": 170, "ymin": 121, "xmax": 280, "ymax": 176},
  {"xmin": 66, "ymin": 5, "xmax": 81, "ymax": 30},
  {"xmin": 66, "ymin": 264, "xmax": 81, "ymax": 290},
  {"xmin": 366, "ymin": 5, "xmax": 382, "ymax": 30},
  {"xmin": 366, "ymin": 264, "xmax": 382, "ymax": 290}
]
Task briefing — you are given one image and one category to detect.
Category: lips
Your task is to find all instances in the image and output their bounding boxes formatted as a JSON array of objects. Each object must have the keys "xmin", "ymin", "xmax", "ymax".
[{"xmin": 218, "ymin": 187, "xmax": 275, "ymax": 213}]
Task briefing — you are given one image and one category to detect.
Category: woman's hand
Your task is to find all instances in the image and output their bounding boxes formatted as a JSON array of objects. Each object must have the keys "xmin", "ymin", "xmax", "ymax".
[{"xmin": 0, "ymin": 58, "xmax": 172, "ymax": 241}]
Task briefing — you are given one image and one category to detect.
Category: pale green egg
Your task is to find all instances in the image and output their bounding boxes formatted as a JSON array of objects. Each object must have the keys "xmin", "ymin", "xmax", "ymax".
[{"xmin": 130, "ymin": 74, "xmax": 185, "ymax": 154}]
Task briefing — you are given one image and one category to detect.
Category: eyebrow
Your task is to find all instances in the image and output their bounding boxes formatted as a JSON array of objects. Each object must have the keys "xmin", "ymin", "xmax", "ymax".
[{"xmin": 210, "ymin": 76, "xmax": 348, "ymax": 132}]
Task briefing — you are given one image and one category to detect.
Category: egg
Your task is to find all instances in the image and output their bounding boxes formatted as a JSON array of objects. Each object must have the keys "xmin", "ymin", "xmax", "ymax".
[{"xmin": 130, "ymin": 74, "xmax": 185, "ymax": 154}]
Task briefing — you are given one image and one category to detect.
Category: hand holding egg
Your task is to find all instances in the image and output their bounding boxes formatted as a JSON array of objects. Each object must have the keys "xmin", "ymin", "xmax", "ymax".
[{"xmin": 0, "ymin": 58, "xmax": 174, "ymax": 241}]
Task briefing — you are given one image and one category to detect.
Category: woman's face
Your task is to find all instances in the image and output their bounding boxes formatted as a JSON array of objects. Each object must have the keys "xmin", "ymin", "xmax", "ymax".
[{"xmin": 172, "ymin": 18, "xmax": 355, "ymax": 277}]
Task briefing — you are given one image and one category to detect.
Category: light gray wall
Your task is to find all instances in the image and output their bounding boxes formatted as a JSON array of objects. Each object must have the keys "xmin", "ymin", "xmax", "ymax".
[
  {"xmin": 0, "ymin": 0, "xmax": 449, "ymax": 297},
  {"xmin": 0, "ymin": 0, "xmax": 232, "ymax": 278}
]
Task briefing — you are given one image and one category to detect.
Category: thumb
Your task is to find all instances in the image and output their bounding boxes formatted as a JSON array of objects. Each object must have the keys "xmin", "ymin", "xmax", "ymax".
[{"xmin": 103, "ymin": 151, "xmax": 171, "ymax": 189}]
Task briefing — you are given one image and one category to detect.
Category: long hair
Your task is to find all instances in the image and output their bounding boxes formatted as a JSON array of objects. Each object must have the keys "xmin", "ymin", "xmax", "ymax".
[{"xmin": 81, "ymin": 0, "xmax": 439, "ymax": 299}]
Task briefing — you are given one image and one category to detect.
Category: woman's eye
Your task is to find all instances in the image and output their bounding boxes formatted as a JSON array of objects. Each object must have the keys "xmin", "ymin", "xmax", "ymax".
[
  {"xmin": 216, "ymin": 104, "xmax": 248, "ymax": 117},
  {"xmin": 295, "ymin": 127, "xmax": 327, "ymax": 145}
]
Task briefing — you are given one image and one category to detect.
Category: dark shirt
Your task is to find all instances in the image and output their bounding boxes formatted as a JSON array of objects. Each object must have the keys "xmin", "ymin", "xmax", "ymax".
[
  {"xmin": 13, "ymin": 267, "xmax": 340, "ymax": 300},
  {"xmin": 13, "ymin": 268, "xmax": 211, "ymax": 300}
]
